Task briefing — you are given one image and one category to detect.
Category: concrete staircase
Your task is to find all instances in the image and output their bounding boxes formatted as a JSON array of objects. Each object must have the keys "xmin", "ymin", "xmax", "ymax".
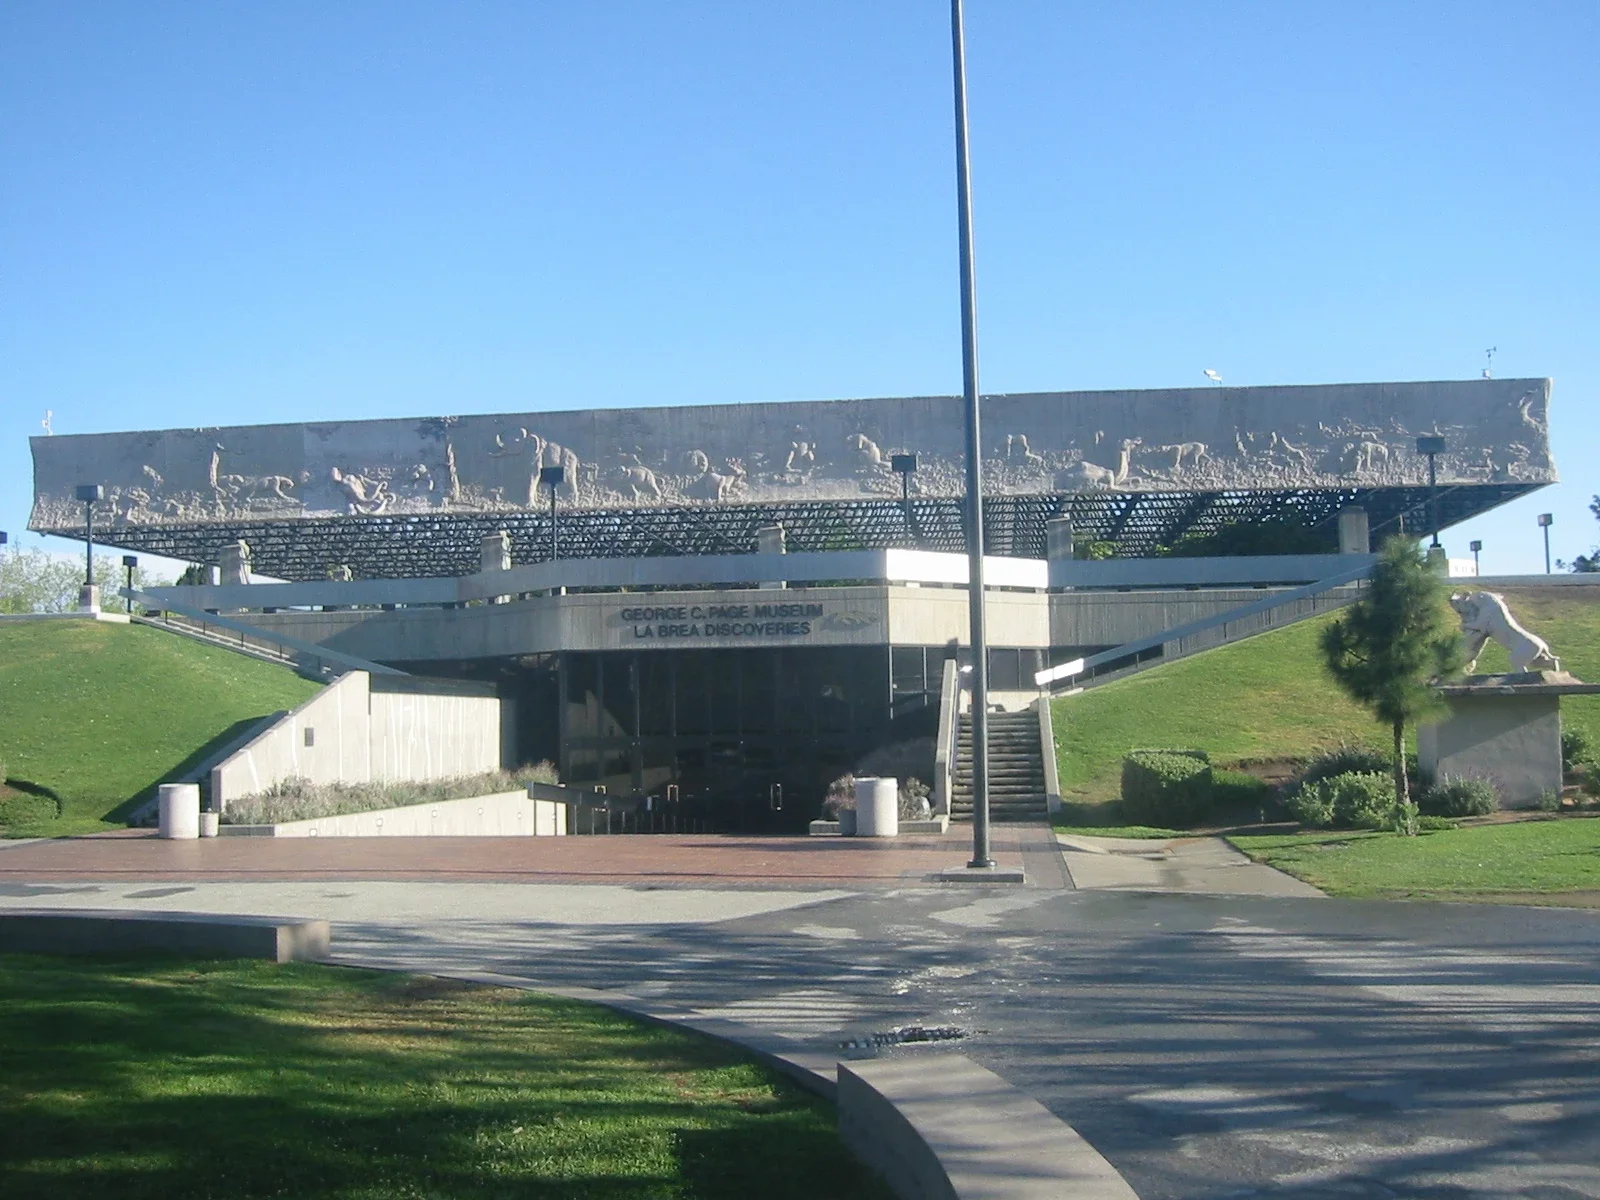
[{"xmin": 950, "ymin": 709, "xmax": 1049, "ymax": 823}]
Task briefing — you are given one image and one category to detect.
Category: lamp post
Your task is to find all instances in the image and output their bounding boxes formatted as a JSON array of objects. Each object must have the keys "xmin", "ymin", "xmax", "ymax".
[
  {"xmin": 1415, "ymin": 435, "xmax": 1446, "ymax": 548},
  {"xmin": 950, "ymin": 0, "xmax": 993, "ymax": 869},
  {"xmin": 123, "ymin": 555, "xmax": 138, "ymax": 616},
  {"xmin": 1538, "ymin": 513, "xmax": 1553, "ymax": 574},
  {"xmin": 891, "ymin": 452, "xmax": 918, "ymax": 504},
  {"xmin": 74, "ymin": 484, "xmax": 103, "ymax": 608},
  {"xmin": 1469, "ymin": 539, "xmax": 1482, "ymax": 575},
  {"xmin": 539, "ymin": 466, "xmax": 565, "ymax": 563}
]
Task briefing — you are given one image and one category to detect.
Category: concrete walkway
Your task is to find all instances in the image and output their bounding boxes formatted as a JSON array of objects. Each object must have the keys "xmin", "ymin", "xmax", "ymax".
[{"xmin": 1056, "ymin": 832, "xmax": 1324, "ymax": 897}]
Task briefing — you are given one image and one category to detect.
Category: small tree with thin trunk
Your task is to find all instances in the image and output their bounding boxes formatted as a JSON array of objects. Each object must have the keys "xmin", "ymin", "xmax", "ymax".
[{"xmin": 1320, "ymin": 536, "xmax": 1464, "ymax": 833}]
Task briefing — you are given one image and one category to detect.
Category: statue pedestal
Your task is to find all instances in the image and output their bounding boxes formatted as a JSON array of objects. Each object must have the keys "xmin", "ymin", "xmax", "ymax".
[{"xmin": 1419, "ymin": 672, "xmax": 1600, "ymax": 808}]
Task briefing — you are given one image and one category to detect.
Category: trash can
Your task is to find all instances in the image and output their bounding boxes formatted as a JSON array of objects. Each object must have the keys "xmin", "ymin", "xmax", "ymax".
[
  {"xmin": 158, "ymin": 783, "xmax": 201, "ymax": 840},
  {"xmin": 853, "ymin": 777, "xmax": 898, "ymax": 838}
]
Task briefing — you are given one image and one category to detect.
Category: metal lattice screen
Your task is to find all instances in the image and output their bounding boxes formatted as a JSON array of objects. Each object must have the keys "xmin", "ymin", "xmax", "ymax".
[{"xmin": 70, "ymin": 483, "xmax": 1538, "ymax": 581}]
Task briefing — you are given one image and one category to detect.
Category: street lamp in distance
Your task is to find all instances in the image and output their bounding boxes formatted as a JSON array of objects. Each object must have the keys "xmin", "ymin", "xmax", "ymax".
[
  {"xmin": 539, "ymin": 466, "xmax": 566, "ymax": 564},
  {"xmin": 74, "ymin": 484, "xmax": 104, "ymax": 610},
  {"xmin": 1415, "ymin": 435, "xmax": 1446, "ymax": 548},
  {"xmin": 1538, "ymin": 513, "xmax": 1553, "ymax": 574},
  {"xmin": 890, "ymin": 453, "xmax": 918, "ymax": 502},
  {"xmin": 123, "ymin": 555, "xmax": 139, "ymax": 616},
  {"xmin": 1469, "ymin": 539, "xmax": 1482, "ymax": 575}
]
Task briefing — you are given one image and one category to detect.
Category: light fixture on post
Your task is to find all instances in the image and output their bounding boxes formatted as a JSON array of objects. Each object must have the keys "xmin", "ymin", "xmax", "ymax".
[
  {"xmin": 539, "ymin": 466, "xmax": 566, "ymax": 563},
  {"xmin": 1469, "ymin": 539, "xmax": 1482, "ymax": 575},
  {"xmin": 74, "ymin": 484, "xmax": 104, "ymax": 611},
  {"xmin": 891, "ymin": 452, "xmax": 920, "ymax": 548},
  {"xmin": 1415, "ymin": 435, "xmax": 1446, "ymax": 549},
  {"xmin": 1538, "ymin": 513, "xmax": 1553, "ymax": 574},
  {"xmin": 123, "ymin": 554, "xmax": 139, "ymax": 616},
  {"xmin": 890, "ymin": 452, "xmax": 918, "ymax": 503}
]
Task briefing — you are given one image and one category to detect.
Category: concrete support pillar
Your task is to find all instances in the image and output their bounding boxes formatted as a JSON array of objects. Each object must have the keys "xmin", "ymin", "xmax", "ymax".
[
  {"xmin": 77, "ymin": 584, "xmax": 101, "ymax": 614},
  {"xmin": 1045, "ymin": 516, "xmax": 1075, "ymax": 561},
  {"xmin": 1338, "ymin": 506, "xmax": 1370, "ymax": 555},
  {"xmin": 219, "ymin": 540, "xmax": 252, "ymax": 586},
  {"xmin": 481, "ymin": 530, "xmax": 512, "ymax": 574},
  {"xmin": 1426, "ymin": 544, "xmax": 1449, "ymax": 574},
  {"xmin": 757, "ymin": 524, "xmax": 786, "ymax": 589},
  {"xmin": 481, "ymin": 531, "xmax": 512, "ymax": 603}
]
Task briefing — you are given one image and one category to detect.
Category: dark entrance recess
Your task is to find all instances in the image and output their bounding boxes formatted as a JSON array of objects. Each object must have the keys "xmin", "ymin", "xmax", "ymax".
[
  {"xmin": 554, "ymin": 646, "xmax": 921, "ymax": 833},
  {"xmin": 406, "ymin": 642, "xmax": 1052, "ymax": 833}
]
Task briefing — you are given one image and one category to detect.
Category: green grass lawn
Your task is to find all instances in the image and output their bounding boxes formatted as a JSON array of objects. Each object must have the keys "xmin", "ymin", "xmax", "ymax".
[
  {"xmin": 1231, "ymin": 816, "xmax": 1600, "ymax": 901},
  {"xmin": 1051, "ymin": 586, "xmax": 1600, "ymax": 807},
  {"xmin": 1051, "ymin": 616, "xmax": 1386, "ymax": 805},
  {"xmin": 0, "ymin": 622, "xmax": 321, "ymax": 836},
  {"xmin": 0, "ymin": 955, "xmax": 891, "ymax": 1200}
]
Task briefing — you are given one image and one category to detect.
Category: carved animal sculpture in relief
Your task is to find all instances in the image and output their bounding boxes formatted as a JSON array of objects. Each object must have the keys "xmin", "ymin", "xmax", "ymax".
[
  {"xmin": 1269, "ymin": 432, "xmax": 1314, "ymax": 475},
  {"xmin": 1344, "ymin": 440, "xmax": 1390, "ymax": 476},
  {"xmin": 1154, "ymin": 441, "xmax": 1208, "ymax": 472},
  {"xmin": 330, "ymin": 467, "xmax": 391, "ymax": 515},
  {"xmin": 846, "ymin": 433, "xmax": 889, "ymax": 471},
  {"xmin": 784, "ymin": 440, "xmax": 817, "ymax": 475},
  {"xmin": 1450, "ymin": 591, "xmax": 1561, "ymax": 674},
  {"xmin": 1005, "ymin": 434, "xmax": 1045, "ymax": 468},
  {"xmin": 612, "ymin": 454, "xmax": 663, "ymax": 501},
  {"xmin": 1056, "ymin": 438, "xmax": 1139, "ymax": 491}
]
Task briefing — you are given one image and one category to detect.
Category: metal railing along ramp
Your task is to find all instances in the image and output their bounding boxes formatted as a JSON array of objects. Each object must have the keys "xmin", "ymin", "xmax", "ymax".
[
  {"xmin": 1036, "ymin": 560, "xmax": 1375, "ymax": 693},
  {"xmin": 121, "ymin": 586, "xmax": 405, "ymax": 680}
]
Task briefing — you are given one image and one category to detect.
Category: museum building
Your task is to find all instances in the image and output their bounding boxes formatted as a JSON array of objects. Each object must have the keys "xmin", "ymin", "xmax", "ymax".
[{"xmin": 30, "ymin": 377, "xmax": 1558, "ymax": 830}]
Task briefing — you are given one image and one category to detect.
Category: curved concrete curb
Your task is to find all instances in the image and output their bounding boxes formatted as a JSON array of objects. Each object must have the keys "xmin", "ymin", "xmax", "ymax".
[
  {"xmin": 840, "ymin": 1055, "xmax": 1138, "ymax": 1200},
  {"xmin": 330, "ymin": 956, "xmax": 1139, "ymax": 1199}
]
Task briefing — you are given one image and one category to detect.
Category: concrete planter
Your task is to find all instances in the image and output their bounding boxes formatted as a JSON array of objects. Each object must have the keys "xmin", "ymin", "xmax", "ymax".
[
  {"xmin": 854, "ymin": 777, "xmax": 898, "ymax": 838},
  {"xmin": 220, "ymin": 790, "xmax": 566, "ymax": 838},
  {"xmin": 158, "ymin": 784, "xmax": 200, "ymax": 840}
]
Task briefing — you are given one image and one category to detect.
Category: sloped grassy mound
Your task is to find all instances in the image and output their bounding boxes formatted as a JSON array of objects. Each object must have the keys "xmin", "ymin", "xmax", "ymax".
[
  {"xmin": 0, "ymin": 621, "xmax": 321, "ymax": 835},
  {"xmin": 1051, "ymin": 586, "xmax": 1600, "ymax": 808}
]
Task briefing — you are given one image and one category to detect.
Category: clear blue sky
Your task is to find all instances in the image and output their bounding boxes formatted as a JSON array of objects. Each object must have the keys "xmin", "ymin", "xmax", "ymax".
[{"xmin": 2, "ymin": 1, "xmax": 1595, "ymax": 574}]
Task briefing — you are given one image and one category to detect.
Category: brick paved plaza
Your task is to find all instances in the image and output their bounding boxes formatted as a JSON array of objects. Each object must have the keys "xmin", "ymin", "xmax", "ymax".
[{"xmin": 0, "ymin": 825, "xmax": 1063, "ymax": 888}]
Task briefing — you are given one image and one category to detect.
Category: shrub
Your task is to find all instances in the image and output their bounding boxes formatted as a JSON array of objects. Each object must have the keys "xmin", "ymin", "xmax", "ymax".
[
  {"xmin": 821, "ymin": 774, "xmax": 855, "ymax": 820},
  {"xmin": 224, "ymin": 766, "xmax": 561, "ymax": 825},
  {"xmin": 1295, "ymin": 745, "xmax": 1390, "ymax": 792},
  {"xmin": 1562, "ymin": 730, "xmax": 1591, "ymax": 772},
  {"xmin": 1417, "ymin": 815, "xmax": 1459, "ymax": 831},
  {"xmin": 1121, "ymin": 750, "xmax": 1213, "ymax": 827},
  {"xmin": 0, "ymin": 788, "xmax": 57, "ymax": 827},
  {"xmin": 1418, "ymin": 775, "xmax": 1498, "ymax": 818},
  {"xmin": 899, "ymin": 776, "xmax": 932, "ymax": 820},
  {"xmin": 1288, "ymin": 770, "xmax": 1397, "ymax": 830},
  {"xmin": 1212, "ymin": 769, "xmax": 1272, "ymax": 812}
]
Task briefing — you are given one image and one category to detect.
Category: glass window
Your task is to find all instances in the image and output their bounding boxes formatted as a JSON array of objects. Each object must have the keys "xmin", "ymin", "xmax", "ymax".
[
  {"xmin": 600, "ymin": 655, "xmax": 635, "ymax": 738},
  {"xmin": 675, "ymin": 654, "xmax": 709, "ymax": 735},
  {"xmin": 638, "ymin": 656, "xmax": 673, "ymax": 737},
  {"xmin": 563, "ymin": 655, "xmax": 600, "ymax": 740},
  {"xmin": 891, "ymin": 646, "xmax": 926, "ymax": 697}
]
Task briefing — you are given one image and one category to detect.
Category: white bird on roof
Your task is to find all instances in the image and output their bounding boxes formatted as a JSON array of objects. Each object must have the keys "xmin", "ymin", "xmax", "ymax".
[{"xmin": 1203, "ymin": 369, "xmax": 1223, "ymax": 384}]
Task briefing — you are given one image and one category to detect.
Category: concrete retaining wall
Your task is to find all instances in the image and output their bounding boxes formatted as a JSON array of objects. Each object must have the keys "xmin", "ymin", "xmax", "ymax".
[
  {"xmin": 219, "ymin": 790, "xmax": 565, "ymax": 838},
  {"xmin": 0, "ymin": 910, "xmax": 330, "ymax": 963},
  {"xmin": 212, "ymin": 671, "xmax": 502, "ymax": 809}
]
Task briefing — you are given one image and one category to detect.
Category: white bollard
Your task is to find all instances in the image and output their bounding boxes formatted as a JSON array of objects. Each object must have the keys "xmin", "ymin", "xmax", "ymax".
[
  {"xmin": 853, "ymin": 777, "xmax": 899, "ymax": 838},
  {"xmin": 198, "ymin": 810, "xmax": 220, "ymax": 838},
  {"xmin": 158, "ymin": 783, "xmax": 201, "ymax": 840}
]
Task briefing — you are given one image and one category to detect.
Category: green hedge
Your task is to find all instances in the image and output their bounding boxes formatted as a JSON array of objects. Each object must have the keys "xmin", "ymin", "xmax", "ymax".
[
  {"xmin": 1286, "ymin": 770, "xmax": 1396, "ymax": 830},
  {"xmin": 1121, "ymin": 750, "xmax": 1213, "ymax": 827}
]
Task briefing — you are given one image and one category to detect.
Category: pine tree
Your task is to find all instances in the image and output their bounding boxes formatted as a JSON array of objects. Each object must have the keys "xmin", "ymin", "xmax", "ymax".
[{"xmin": 1320, "ymin": 536, "xmax": 1464, "ymax": 833}]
